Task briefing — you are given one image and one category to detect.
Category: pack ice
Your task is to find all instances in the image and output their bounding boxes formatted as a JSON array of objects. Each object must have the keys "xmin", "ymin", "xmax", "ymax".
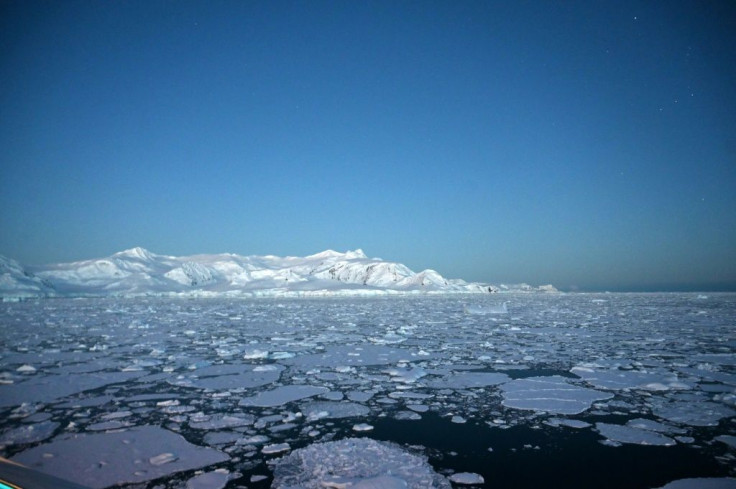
[{"xmin": 0, "ymin": 292, "xmax": 734, "ymax": 488}]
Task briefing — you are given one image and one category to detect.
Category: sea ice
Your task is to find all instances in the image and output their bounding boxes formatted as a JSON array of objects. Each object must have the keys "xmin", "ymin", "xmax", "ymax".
[
  {"xmin": 545, "ymin": 418, "xmax": 591, "ymax": 429},
  {"xmin": 188, "ymin": 414, "xmax": 255, "ymax": 430},
  {"xmin": 239, "ymin": 385, "xmax": 328, "ymax": 408},
  {"xmin": 653, "ymin": 478, "xmax": 736, "ymax": 489},
  {"xmin": 300, "ymin": 401, "xmax": 370, "ymax": 420},
  {"xmin": 715, "ymin": 435, "xmax": 736, "ymax": 449},
  {"xmin": 0, "ymin": 420, "xmax": 59, "ymax": 446},
  {"xmin": 0, "ymin": 371, "xmax": 145, "ymax": 407},
  {"xmin": 571, "ymin": 366, "xmax": 691, "ymax": 391},
  {"xmin": 500, "ymin": 376, "xmax": 612, "ymax": 414},
  {"xmin": 595, "ymin": 423, "xmax": 676, "ymax": 446},
  {"xmin": 449, "ymin": 472, "xmax": 485, "ymax": 484},
  {"xmin": 353, "ymin": 423, "xmax": 374, "ymax": 432},
  {"xmin": 262, "ymin": 442, "xmax": 290, "ymax": 455},
  {"xmin": 651, "ymin": 398, "xmax": 736, "ymax": 427},
  {"xmin": 186, "ymin": 469, "xmax": 230, "ymax": 489},
  {"xmin": 427, "ymin": 371, "xmax": 510, "ymax": 389},
  {"xmin": 184, "ymin": 365, "xmax": 283, "ymax": 390},
  {"xmin": 270, "ymin": 438, "xmax": 451, "ymax": 488},
  {"xmin": 10, "ymin": 425, "xmax": 229, "ymax": 489}
]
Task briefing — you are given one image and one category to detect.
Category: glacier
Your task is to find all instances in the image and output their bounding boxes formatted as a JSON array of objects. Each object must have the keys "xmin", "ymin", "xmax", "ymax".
[{"xmin": 0, "ymin": 247, "xmax": 557, "ymax": 300}]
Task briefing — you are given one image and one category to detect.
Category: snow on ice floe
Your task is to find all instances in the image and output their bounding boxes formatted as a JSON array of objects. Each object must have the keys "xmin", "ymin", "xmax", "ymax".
[
  {"xmin": 571, "ymin": 365, "xmax": 692, "ymax": 391},
  {"xmin": 500, "ymin": 376, "xmax": 612, "ymax": 414},
  {"xmin": 595, "ymin": 423, "xmax": 676, "ymax": 446},
  {"xmin": 239, "ymin": 385, "xmax": 329, "ymax": 407},
  {"xmin": 10, "ymin": 426, "xmax": 229, "ymax": 489},
  {"xmin": 270, "ymin": 438, "xmax": 451, "ymax": 489}
]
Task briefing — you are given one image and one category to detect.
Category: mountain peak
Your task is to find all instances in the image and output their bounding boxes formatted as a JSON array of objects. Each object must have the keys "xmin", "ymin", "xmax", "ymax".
[{"xmin": 114, "ymin": 247, "xmax": 156, "ymax": 261}]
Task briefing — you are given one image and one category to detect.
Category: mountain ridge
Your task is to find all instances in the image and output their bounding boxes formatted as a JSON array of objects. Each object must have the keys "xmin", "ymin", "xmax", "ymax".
[{"xmin": 0, "ymin": 247, "xmax": 557, "ymax": 300}]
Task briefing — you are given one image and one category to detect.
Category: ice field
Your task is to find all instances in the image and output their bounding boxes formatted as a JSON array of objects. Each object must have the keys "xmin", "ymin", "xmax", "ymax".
[{"xmin": 0, "ymin": 293, "xmax": 735, "ymax": 488}]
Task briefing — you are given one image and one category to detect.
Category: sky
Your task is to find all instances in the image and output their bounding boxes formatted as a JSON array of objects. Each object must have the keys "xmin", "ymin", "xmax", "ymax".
[{"xmin": 1, "ymin": 1, "xmax": 735, "ymax": 292}]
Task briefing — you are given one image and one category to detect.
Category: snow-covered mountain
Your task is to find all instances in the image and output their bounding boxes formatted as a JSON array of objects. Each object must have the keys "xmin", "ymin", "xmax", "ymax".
[
  {"xmin": 0, "ymin": 247, "xmax": 557, "ymax": 300},
  {"xmin": 0, "ymin": 255, "xmax": 56, "ymax": 300}
]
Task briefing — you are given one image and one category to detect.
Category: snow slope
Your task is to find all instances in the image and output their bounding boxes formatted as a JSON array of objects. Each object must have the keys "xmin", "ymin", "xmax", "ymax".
[
  {"xmin": 0, "ymin": 255, "xmax": 56, "ymax": 301},
  {"xmin": 0, "ymin": 247, "xmax": 557, "ymax": 299}
]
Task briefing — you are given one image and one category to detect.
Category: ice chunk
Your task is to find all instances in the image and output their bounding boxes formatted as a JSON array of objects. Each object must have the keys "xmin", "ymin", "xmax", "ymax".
[
  {"xmin": 189, "ymin": 414, "xmax": 254, "ymax": 430},
  {"xmin": 626, "ymin": 418, "xmax": 685, "ymax": 434},
  {"xmin": 0, "ymin": 371, "xmax": 145, "ymax": 407},
  {"xmin": 653, "ymin": 478, "xmax": 736, "ymax": 489},
  {"xmin": 545, "ymin": 418, "xmax": 591, "ymax": 429},
  {"xmin": 595, "ymin": 423, "xmax": 676, "ymax": 446},
  {"xmin": 300, "ymin": 401, "xmax": 370, "ymax": 420},
  {"xmin": 186, "ymin": 366, "xmax": 283, "ymax": 390},
  {"xmin": 270, "ymin": 438, "xmax": 451, "ymax": 488},
  {"xmin": 284, "ymin": 344, "xmax": 424, "ymax": 369},
  {"xmin": 571, "ymin": 366, "xmax": 691, "ymax": 391},
  {"xmin": 186, "ymin": 469, "xmax": 230, "ymax": 489},
  {"xmin": 353, "ymin": 423, "xmax": 374, "ymax": 432},
  {"xmin": 652, "ymin": 399, "xmax": 736, "ymax": 427},
  {"xmin": 715, "ymin": 435, "xmax": 736, "ymax": 449},
  {"xmin": 262, "ymin": 442, "xmax": 290, "ymax": 455},
  {"xmin": 449, "ymin": 472, "xmax": 485, "ymax": 484},
  {"xmin": 427, "ymin": 371, "xmax": 510, "ymax": 389},
  {"xmin": 239, "ymin": 385, "xmax": 328, "ymax": 408},
  {"xmin": 10, "ymin": 426, "xmax": 229, "ymax": 489},
  {"xmin": 0, "ymin": 420, "xmax": 59, "ymax": 446},
  {"xmin": 501, "ymin": 376, "xmax": 612, "ymax": 414}
]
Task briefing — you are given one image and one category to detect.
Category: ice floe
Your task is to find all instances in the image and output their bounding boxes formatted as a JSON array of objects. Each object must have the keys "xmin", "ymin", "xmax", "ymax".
[
  {"xmin": 10, "ymin": 426, "xmax": 228, "ymax": 488},
  {"xmin": 270, "ymin": 438, "xmax": 451, "ymax": 488},
  {"xmin": 500, "ymin": 376, "xmax": 612, "ymax": 414},
  {"xmin": 449, "ymin": 472, "xmax": 485, "ymax": 484},
  {"xmin": 653, "ymin": 478, "xmax": 736, "ymax": 489},
  {"xmin": 239, "ymin": 385, "xmax": 328, "ymax": 407},
  {"xmin": 595, "ymin": 422, "xmax": 676, "ymax": 446}
]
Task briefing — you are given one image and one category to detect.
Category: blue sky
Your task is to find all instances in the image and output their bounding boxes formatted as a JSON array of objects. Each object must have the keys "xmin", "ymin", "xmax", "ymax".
[{"xmin": 1, "ymin": 1, "xmax": 734, "ymax": 291}]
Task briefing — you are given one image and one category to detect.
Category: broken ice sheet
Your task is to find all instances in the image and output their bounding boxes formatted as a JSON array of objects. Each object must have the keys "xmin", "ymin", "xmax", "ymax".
[
  {"xmin": 500, "ymin": 376, "xmax": 612, "ymax": 415},
  {"xmin": 10, "ymin": 425, "xmax": 229, "ymax": 489}
]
